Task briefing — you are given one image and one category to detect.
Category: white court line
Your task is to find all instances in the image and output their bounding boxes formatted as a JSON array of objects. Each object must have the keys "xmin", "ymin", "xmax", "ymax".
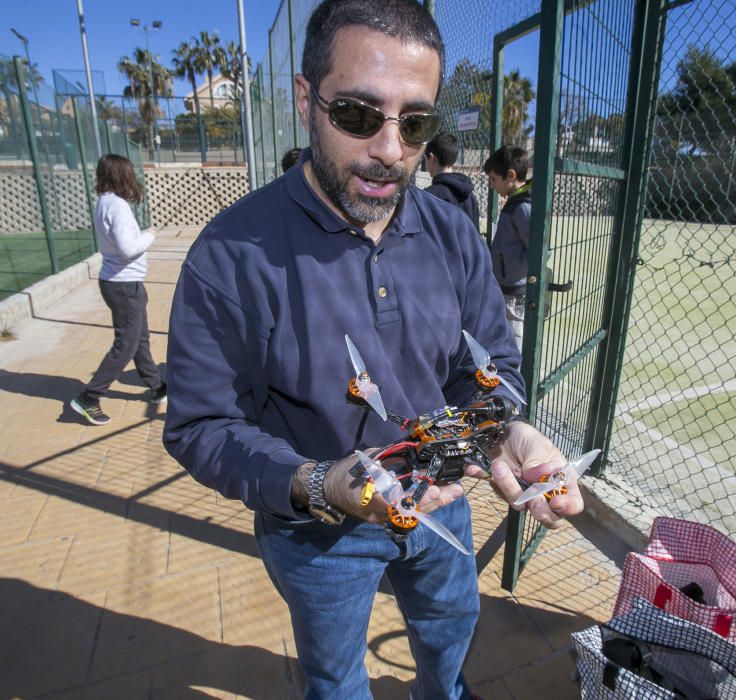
[
  {"xmin": 616, "ymin": 410, "xmax": 736, "ymax": 485},
  {"xmin": 617, "ymin": 379, "xmax": 736, "ymax": 414}
]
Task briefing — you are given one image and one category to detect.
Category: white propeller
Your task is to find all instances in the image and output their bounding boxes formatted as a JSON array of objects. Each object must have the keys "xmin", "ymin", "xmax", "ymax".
[
  {"xmin": 355, "ymin": 451, "xmax": 470, "ymax": 555},
  {"xmin": 462, "ymin": 329, "xmax": 527, "ymax": 406},
  {"xmin": 345, "ymin": 335, "xmax": 387, "ymax": 421},
  {"xmin": 513, "ymin": 449, "xmax": 601, "ymax": 506}
]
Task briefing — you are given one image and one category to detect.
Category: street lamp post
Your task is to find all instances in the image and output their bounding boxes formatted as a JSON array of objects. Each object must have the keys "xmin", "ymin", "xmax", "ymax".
[
  {"xmin": 76, "ymin": 0, "xmax": 103, "ymax": 159},
  {"xmin": 130, "ymin": 18, "xmax": 163, "ymax": 163}
]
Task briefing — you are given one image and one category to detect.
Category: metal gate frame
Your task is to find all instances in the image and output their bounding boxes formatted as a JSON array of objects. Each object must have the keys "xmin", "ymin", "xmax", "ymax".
[{"xmin": 491, "ymin": 0, "xmax": 669, "ymax": 591}]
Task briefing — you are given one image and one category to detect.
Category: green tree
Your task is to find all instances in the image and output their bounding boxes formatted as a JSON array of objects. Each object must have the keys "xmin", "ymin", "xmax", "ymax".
[
  {"xmin": 96, "ymin": 97, "xmax": 124, "ymax": 122},
  {"xmin": 438, "ymin": 59, "xmax": 535, "ymax": 151},
  {"xmin": 438, "ymin": 59, "xmax": 490, "ymax": 149},
  {"xmin": 194, "ymin": 31, "xmax": 221, "ymax": 108},
  {"xmin": 658, "ymin": 46, "xmax": 736, "ymax": 155},
  {"xmin": 0, "ymin": 58, "xmax": 22, "ymax": 140},
  {"xmin": 118, "ymin": 48, "xmax": 173, "ymax": 157},
  {"xmin": 174, "ymin": 104, "xmax": 240, "ymax": 150}
]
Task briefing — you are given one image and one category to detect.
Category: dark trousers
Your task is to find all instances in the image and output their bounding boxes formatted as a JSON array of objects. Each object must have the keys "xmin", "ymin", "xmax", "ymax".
[{"xmin": 82, "ymin": 280, "xmax": 162, "ymax": 402}]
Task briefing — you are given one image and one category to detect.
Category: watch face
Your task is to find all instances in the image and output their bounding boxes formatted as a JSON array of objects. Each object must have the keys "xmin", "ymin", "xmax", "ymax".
[{"xmin": 308, "ymin": 503, "xmax": 344, "ymax": 526}]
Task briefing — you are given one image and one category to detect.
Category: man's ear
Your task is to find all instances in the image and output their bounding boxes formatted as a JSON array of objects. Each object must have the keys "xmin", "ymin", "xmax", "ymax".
[
  {"xmin": 506, "ymin": 168, "xmax": 518, "ymax": 183},
  {"xmin": 294, "ymin": 74, "xmax": 311, "ymax": 130}
]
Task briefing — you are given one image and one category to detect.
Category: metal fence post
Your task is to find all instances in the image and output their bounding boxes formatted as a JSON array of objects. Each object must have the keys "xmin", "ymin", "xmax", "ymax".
[
  {"xmin": 487, "ymin": 36, "xmax": 505, "ymax": 246},
  {"xmin": 257, "ymin": 66, "xmax": 267, "ymax": 185},
  {"xmin": 520, "ymin": 0, "xmax": 564, "ymax": 413},
  {"xmin": 72, "ymin": 96, "xmax": 98, "ymax": 251},
  {"xmin": 197, "ymin": 108, "xmax": 207, "ymax": 163},
  {"xmin": 587, "ymin": 0, "xmax": 668, "ymax": 462},
  {"xmin": 269, "ymin": 29, "xmax": 279, "ymax": 182},
  {"xmin": 103, "ymin": 118, "xmax": 113, "ymax": 153},
  {"xmin": 288, "ymin": 0, "xmax": 299, "ymax": 148},
  {"xmin": 14, "ymin": 56, "xmax": 58, "ymax": 274},
  {"xmin": 500, "ymin": 0, "xmax": 564, "ymax": 594}
]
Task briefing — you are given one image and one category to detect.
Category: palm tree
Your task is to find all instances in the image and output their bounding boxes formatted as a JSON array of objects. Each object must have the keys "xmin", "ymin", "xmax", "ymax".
[
  {"xmin": 214, "ymin": 41, "xmax": 246, "ymax": 102},
  {"xmin": 194, "ymin": 31, "xmax": 221, "ymax": 108},
  {"xmin": 172, "ymin": 40, "xmax": 204, "ymax": 115},
  {"xmin": 118, "ymin": 48, "xmax": 172, "ymax": 157},
  {"xmin": 502, "ymin": 70, "xmax": 535, "ymax": 146},
  {"xmin": 172, "ymin": 40, "xmax": 206, "ymax": 161}
]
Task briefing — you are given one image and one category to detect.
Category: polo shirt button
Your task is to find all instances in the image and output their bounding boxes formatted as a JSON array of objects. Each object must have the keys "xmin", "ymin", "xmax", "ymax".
[
  {"xmin": 377, "ymin": 286, "xmax": 388, "ymax": 298},
  {"xmin": 349, "ymin": 230, "xmax": 358, "ymax": 236}
]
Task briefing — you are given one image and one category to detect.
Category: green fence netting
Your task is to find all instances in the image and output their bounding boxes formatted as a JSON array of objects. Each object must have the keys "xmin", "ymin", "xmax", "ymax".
[{"xmin": 0, "ymin": 54, "xmax": 148, "ymax": 303}]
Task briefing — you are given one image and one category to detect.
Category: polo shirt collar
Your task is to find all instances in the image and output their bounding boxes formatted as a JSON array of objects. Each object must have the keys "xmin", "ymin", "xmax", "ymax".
[{"xmin": 285, "ymin": 147, "xmax": 424, "ymax": 238}]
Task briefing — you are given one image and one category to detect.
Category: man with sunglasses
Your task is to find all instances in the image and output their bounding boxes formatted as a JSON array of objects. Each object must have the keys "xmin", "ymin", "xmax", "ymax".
[{"xmin": 164, "ymin": 1, "xmax": 584, "ymax": 698}]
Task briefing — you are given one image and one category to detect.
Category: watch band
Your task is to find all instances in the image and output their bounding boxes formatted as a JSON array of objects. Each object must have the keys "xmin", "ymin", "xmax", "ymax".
[{"xmin": 307, "ymin": 460, "xmax": 345, "ymax": 525}]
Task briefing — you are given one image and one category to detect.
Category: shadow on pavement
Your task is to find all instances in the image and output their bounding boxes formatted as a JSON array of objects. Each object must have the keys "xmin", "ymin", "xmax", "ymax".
[{"xmin": 1, "ymin": 578, "xmax": 300, "ymax": 700}]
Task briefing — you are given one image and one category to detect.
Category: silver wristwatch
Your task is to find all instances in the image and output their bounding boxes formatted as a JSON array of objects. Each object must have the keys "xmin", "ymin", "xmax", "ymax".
[{"xmin": 307, "ymin": 460, "xmax": 345, "ymax": 526}]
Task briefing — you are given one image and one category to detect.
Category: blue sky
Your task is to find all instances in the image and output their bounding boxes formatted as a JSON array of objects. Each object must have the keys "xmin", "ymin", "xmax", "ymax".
[
  {"xmin": 2, "ymin": 0, "xmax": 283, "ymax": 96},
  {"xmin": 2, "ymin": 0, "xmax": 732, "ymax": 116}
]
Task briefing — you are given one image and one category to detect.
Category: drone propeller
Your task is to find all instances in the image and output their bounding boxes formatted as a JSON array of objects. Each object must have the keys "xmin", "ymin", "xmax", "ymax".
[
  {"xmin": 355, "ymin": 450, "xmax": 470, "ymax": 556},
  {"xmin": 345, "ymin": 335, "xmax": 388, "ymax": 421},
  {"xmin": 355, "ymin": 450, "xmax": 402, "ymax": 503},
  {"xmin": 406, "ymin": 503, "xmax": 470, "ymax": 556},
  {"xmin": 513, "ymin": 449, "xmax": 601, "ymax": 506},
  {"xmin": 462, "ymin": 330, "xmax": 527, "ymax": 406}
]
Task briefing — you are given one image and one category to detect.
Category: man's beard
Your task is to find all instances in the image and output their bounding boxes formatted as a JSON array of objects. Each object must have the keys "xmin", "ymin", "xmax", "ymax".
[{"xmin": 309, "ymin": 108, "xmax": 413, "ymax": 224}]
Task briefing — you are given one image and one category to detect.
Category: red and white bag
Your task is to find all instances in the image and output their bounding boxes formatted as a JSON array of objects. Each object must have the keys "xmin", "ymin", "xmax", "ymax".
[{"xmin": 613, "ymin": 517, "xmax": 736, "ymax": 640}]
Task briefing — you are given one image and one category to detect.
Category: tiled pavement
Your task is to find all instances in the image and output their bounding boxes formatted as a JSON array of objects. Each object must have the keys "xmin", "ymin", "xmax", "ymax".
[{"xmin": 0, "ymin": 226, "xmax": 630, "ymax": 699}]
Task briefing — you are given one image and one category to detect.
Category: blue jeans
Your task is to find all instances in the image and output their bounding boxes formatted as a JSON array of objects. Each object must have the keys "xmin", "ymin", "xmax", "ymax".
[{"xmin": 255, "ymin": 497, "xmax": 479, "ymax": 700}]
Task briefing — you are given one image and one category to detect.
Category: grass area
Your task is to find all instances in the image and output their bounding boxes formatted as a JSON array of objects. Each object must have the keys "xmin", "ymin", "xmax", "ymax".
[{"xmin": 0, "ymin": 229, "xmax": 95, "ymax": 300}]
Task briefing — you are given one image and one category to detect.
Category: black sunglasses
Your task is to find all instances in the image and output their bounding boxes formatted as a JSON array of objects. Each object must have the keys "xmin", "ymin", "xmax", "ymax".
[{"xmin": 311, "ymin": 86, "xmax": 442, "ymax": 146}]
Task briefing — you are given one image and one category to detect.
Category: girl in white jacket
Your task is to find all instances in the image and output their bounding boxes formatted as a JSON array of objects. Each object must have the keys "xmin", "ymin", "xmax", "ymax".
[{"xmin": 70, "ymin": 154, "xmax": 166, "ymax": 425}]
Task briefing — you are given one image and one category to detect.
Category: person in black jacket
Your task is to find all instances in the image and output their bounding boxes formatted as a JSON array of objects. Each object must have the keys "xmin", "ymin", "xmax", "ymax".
[
  {"xmin": 484, "ymin": 145, "xmax": 532, "ymax": 351},
  {"xmin": 424, "ymin": 131, "xmax": 480, "ymax": 231}
]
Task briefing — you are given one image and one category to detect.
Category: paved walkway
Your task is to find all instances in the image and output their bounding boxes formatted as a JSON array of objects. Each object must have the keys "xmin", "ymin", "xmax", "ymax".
[{"xmin": 0, "ymin": 226, "xmax": 629, "ymax": 699}]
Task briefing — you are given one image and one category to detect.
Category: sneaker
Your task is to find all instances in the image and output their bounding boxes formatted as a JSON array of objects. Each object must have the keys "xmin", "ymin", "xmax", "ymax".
[
  {"xmin": 70, "ymin": 397, "xmax": 111, "ymax": 426},
  {"xmin": 149, "ymin": 382, "xmax": 167, "ymax": 404}
]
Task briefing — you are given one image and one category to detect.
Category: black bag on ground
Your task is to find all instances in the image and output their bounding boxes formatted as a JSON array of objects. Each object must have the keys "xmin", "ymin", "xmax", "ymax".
[{"xmin": 571, "ymin": 598, "xmax": 736, "ymax": 699}]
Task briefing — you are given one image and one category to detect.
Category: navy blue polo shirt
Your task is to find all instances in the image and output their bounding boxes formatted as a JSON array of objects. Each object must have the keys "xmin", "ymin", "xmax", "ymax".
[{"xmin": 163, "ymin": 151, "xmax": 523, "ymax": 520}]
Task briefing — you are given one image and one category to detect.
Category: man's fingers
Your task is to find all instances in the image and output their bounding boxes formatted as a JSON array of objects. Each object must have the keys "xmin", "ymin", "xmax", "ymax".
[
  {"xmin": 548, "ymin": 475, "xmax": 584, "ymax": 516},
  {"xmin": 490, "ymin": 460, "xmax": 525, "ymax": 510},
  {"xmin": 418, "ymin": 482, "xmax": 464, "ymax": 513},
  {"xmin": 464, "ymin": 464, "xmax": 488, "ymax": 479}
]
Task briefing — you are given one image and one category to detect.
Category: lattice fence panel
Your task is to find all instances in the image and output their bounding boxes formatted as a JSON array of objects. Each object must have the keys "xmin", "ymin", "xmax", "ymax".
[
  {"xmin": 0, "ymin": 173, "xmax": 43, "ymax": 234},
  {"xmin": 0, "ymin": 172, "xmax": 92, "ymax": 234},
  {"xmin": 45, "ymin": 172, "xmax": 91, "ymax": 231},
  {"xmin": 144, "ymin": 167, "xmax": 249, "ymax": 229}
]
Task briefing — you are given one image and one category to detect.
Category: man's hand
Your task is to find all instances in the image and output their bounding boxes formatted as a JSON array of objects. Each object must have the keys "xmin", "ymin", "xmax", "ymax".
[
  {"xmin": 464, "ymin": 420, "xmax": 584, "ymax": 529},
  {"xmin": 328, "ymin": 451, "xmax": 465, "ymax": 521},
  {"xmin": 292, "ymin": 451, "xmax": 465, "ymax": 524}
]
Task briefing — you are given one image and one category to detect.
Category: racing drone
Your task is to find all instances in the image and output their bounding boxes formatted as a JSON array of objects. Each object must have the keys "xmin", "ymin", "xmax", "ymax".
[{"xmin": 345, "ymin": 330, "xmax": 526, "ymax": 546}]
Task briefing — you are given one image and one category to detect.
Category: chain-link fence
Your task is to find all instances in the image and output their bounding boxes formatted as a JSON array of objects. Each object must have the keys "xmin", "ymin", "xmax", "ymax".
[
  {"xmin": 54, "ymin": 74, "xmax": 245, "ymax": 166},
  {"xmin": 607, "ymin": 0, "xmax": 736, "ymax": 537},
  {"xmin": 0, "ymin": 55, "xmax": 147, "ymax": 303}
]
